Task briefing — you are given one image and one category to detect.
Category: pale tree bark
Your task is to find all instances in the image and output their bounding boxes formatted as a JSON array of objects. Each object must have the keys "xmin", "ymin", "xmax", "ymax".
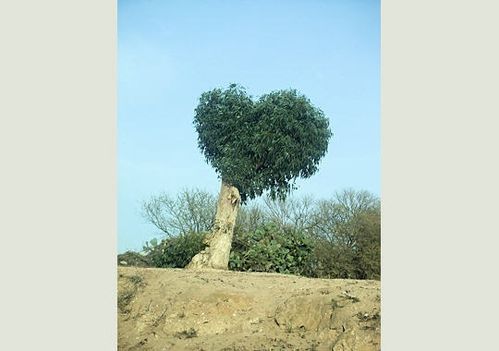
[{"xmin": 186, "ymin": 180, "xmax": 241, "ymax": 270}]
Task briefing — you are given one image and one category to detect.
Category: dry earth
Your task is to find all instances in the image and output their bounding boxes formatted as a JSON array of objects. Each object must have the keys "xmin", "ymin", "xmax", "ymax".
[{"xmin": 118, "ymin": 267, "xmax": 380, "ymax": 351}]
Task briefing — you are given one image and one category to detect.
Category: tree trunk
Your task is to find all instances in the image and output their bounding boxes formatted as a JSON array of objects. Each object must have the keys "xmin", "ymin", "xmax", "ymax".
[{"xmin": 186, "ymin": 180, "xmax": 241, "ymax": 270}]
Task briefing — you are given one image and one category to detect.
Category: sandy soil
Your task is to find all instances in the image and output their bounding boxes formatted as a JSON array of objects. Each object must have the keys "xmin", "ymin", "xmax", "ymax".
[{"xmin": 118, "ymin": 267, "xmax": 380, "ymax": 351}]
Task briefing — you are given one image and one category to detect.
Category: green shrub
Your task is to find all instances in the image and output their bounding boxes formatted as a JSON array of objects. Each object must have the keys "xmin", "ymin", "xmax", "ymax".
[
  {"xmin": 229, "ymin": 223, "xmax": 314, "ymax": 276},
  {"xmin": 351, "ymin": 210, "xmax": 381, "ymax": 280},
  {"xmin": 142, "ymin": 232, "xmax": 207, "ymax": 268},
  {"xmin": 121, "ymin": 189, "xmax": 380, "ymax": 281},
  {"xmin": 311, "ymin": 209, "xmax": 380, "ymax": 280},
  {"xmin": 311, "ymin": 240, "xmax": 357, "ymax": 279},
  {"xmin": 117, "ymin": 251, "xmax": 152, "ymax": 267}
]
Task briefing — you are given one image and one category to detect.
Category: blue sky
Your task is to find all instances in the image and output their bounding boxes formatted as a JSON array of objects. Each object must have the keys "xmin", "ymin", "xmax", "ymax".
[{"xmin": 118, "ymin": 0, "xmax": 380, "ymax": 253}]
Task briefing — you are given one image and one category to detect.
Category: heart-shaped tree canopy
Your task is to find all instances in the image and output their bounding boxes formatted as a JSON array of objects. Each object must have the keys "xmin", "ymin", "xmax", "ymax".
[{"xmin": 194, "ymin": 84, "xmax": 332, "ymax": 202}]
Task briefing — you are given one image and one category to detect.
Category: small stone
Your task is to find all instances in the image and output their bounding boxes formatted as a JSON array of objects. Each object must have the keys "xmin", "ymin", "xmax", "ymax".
[{"xmin": 249, "ymin": 318, "xmax": 261, "ymax": 324}]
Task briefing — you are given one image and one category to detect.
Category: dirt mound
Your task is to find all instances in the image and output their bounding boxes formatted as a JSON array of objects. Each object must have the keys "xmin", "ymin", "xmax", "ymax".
[{"xmin": 118, "ymin": 267, "xmax": 380, "ymax": 350}]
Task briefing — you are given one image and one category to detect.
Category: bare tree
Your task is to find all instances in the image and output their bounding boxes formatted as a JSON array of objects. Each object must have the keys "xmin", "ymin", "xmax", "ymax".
[
  {"xmin": 142, "ymin": 189, "xmax": 217, "ymax": 237},
  {"xmin": 263, "ymin": 195, "xmax": 316, "ymax": 232},
  {"xmin": 312, "ymin": 189, "xmax": 379, "ymax": 246},
  {"xmin": 235, "ymin": 202, "xmax": 267, "ymax": 234},
  {"xmin": 309, "ymin": 189, "xmax": 380, "ymax": 279}
]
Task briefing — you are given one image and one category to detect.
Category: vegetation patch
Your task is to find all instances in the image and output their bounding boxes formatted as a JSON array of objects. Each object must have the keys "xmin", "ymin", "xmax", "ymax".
[
  {"xmin": 356, "ymin": 311, "xmax": 380, "ymax": 322},
  {"xmin": 128, "ymin": 188, "xmax": 380, "ymax": 280},
  {"xmin": 117, "ymin": 274, "xmax": 146, "ymax": 314},
  {"xmin": 175, "ymin": 328, "xmax": 198, "ymax": 339}
]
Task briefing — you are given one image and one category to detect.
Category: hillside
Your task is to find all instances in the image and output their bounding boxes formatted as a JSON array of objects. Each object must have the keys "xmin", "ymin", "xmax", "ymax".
[{"xmin": 118, "ymin": 267, "xmax": 380, "ymax": 351}]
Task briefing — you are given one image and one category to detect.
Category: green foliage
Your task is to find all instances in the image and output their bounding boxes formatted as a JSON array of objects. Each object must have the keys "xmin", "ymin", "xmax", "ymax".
[
  {"xmin": 127, "ymin": 188, "xmax": 380, "ymax": 280},
  {"xmin": 117, "ymin": 251, "xmax": 152, "ymax": 267},
  {"xmin": 311, "ymin": 189, "xmax": 381, "ymax": 279},
  {"xmin": 142, "ymin": 231, "xmax": 207, "ymax": 268},
  {"xmin": 194, "ymin": 84, "xmax": 332, "ymax": 202},
  {"xmin": 229, "ymin": 223, "xmax": 314, "ymax": 275},
  {"xmin": 312, "ymin": 239, "xmax": 358, "ymax": 279},
  {"xmin": 351, "ymin": 210, "xmax": 381, "ymax": 280}
]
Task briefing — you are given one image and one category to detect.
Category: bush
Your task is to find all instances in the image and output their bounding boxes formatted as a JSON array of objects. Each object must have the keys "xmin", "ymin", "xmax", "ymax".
[
  {"xmin": 122, "ymin": 189, "xmax": 381, "ymax": 280},
  {"xmin": 311, "ymin": 240, "xmax": 357, "ymax": 279},
  {"xmin": 117, "ymin": 251, "xmax": 152, "ymax": 267},
  {"xmin": 311, "ymin": 209, "xmax": 381, "ymax": 280},
  {"xmin": 309, "ymin": 190, "xmax": 381, "ymax": 280},
  {"xmin": 229, "ymin": 223, "xmax": 314, "ymax": 276},
  {"xmin": 351, "ymin": 210, "xmax": 381, "ymax": 280},
  {"xmin": 142, "ymin": 232, "xmax": 207, "ymax": 268}
]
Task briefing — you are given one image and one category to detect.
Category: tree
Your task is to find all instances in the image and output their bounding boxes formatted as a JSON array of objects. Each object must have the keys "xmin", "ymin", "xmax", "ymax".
[
  {"xmin": 234, "ymin": 202, "xmax": 266, "ymax": 235},
  {"xmin": 186, "ymin": 84, "xmax": 332, "ymax": 269},
  {"xmin": 142, "ymin": 189, "xmax": 216, "ymax": 237},
  {"xmin": 310, "ymin": 189, "xmax": 380, "ymax": 279},
  {"xmin": 263, "ymin": 195, "xmax": 316, "ymax": 232},
  {"xmin": 351, "ymin": 208, "xmax": 381, "ymax": 279}
]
